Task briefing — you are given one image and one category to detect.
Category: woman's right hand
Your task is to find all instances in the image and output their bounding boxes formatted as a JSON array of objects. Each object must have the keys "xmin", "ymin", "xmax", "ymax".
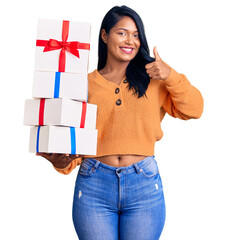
[{"xmin": 36, "ymin": 153, "xmax": 81, "ymax": 169}]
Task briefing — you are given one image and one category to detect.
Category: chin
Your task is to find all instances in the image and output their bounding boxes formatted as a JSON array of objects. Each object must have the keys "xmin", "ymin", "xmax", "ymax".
[
  {"xmin": 120, "ymin": 55, "xmax": 136, "ymax": 62},
  {"xmin": 119, "ymin": 58, "xmax": 133, "ymax": 63}
]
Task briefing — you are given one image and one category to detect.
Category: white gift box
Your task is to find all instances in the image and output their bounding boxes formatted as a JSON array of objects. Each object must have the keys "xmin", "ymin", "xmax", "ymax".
[
  {"xmin": 29, "ymin": 126, "xmax": 97, "ymax": 155},
  {"xmin": 35, "ymin": 18, "xmax": 91, "ymax": 73},
  {"xmin": 24, "ymin": 98, "xmax": 97, "ymax": 129},
  {"xmin": 32, "ymin": 71, "xmax": 88, "ymax": 101}
]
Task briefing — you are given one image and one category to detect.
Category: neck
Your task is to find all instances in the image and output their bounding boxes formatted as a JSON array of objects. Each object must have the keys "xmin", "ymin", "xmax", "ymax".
[{"xmin": 100, "ymin": 55, "xmax": 130, "ymax": 77}]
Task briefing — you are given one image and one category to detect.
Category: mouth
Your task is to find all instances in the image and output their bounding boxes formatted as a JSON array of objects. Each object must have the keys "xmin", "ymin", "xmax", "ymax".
[{"xmin": 120, "ymin": 47, "xmax": 134, "ymax": 54}]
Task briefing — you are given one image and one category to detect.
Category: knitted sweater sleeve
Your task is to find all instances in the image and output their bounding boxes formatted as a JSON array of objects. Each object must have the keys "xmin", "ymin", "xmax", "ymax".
[
  {"xmin": 53, "ymin": 157, "xmax": 83, "ymax": 175},
  {"xmin": 161, "ymin": 67, "xmax": 204, "ymax": 120}
]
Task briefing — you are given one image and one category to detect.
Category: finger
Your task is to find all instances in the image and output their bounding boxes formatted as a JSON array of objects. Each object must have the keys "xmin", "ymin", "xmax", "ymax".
[
  {"xmin": 146, "ymin": 68, "xmax": 160, "ymax": 77},
  {"xmin": 150, "ymin": 74, "xmax": 162, "ymax": 80},
  {"xmin": 146, "ymin": 64, "xmax": 156, "ymax": 73},
  {"xmin": 148, "ymin": 72, "xmax": 160, "ymax": 79},
  {"xmin": 145, "ymin": 61, "xmax": 160, "ymax": 71},
  {"xmin": 68, "ymin": 154, "xmax": 79, "ymax": 160},
  {"xmin": 153, "ymin": 46, "xmax": 161, "ymax": 61},
  {"xmin": 36, "ymin": 152, "xmax": 52, "ymax": 161},
  {"xmin": 146, "ymin": 65, "xmax": 160, "ymax": 75},
  {"xmin": 68, "ymin": 154, "xmax": 80, "ymax": 157},
  {"xmin": 145, "ymin": 62, "xmax": 155, "ymax": 69}
]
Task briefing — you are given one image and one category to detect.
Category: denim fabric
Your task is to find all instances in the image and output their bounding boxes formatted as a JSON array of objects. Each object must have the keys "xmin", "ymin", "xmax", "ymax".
[{"xmin": 72, "ymin": 155, "xmax": 166, "ymax": 240}]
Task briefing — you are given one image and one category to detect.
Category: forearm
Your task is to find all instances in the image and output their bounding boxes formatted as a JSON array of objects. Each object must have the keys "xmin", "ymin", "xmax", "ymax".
[{"xmin": 162, "ymin": 67, "xmax": 204, "ymax": 119}]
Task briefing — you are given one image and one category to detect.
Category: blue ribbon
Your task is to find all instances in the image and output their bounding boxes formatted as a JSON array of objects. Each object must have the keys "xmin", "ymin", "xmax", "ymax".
[
  {"xmin": 36, "ymin": 126, "xmax": 41, "ymax": 153},
  {"xmin": 54, "ymin": 72, "xmax": 61, "ymax": 98},
  {"xmin": 70, "ymin": 127, "xmax": 76, "ymax": 154},
  {"xmin": 36, "ymin": 126, "xmax": 76, "ymax": 154}
]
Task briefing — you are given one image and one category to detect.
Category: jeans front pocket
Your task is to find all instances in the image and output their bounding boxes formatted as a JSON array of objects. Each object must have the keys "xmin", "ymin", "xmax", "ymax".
[
  {"xmin": 140, "ymin": 158, "xmax": 159, "ymax": 179},
  {"xmin": 78, "ymin": 159, "xmax": 97, "ymax": 177}
]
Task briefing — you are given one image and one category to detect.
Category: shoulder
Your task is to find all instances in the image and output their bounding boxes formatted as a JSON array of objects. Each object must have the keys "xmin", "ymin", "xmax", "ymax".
[{"xmin": 88, "ymin": 69, "xmax": 97, "ymax": 81}]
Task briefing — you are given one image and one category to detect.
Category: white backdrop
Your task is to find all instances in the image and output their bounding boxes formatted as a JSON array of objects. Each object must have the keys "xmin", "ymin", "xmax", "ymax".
[{"xmin": 1, "ymin": 0, "xmax": 226, "ymax": 239}]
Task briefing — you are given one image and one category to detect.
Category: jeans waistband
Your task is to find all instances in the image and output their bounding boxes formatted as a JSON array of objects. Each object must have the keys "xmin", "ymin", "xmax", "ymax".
[{"xmin": 83, "ymin": 155, "xmax": 156, "ymax": 174}]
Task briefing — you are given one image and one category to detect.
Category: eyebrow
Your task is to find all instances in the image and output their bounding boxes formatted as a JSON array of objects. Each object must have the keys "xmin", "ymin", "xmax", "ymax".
[{"xmin": 116, "ymin": 28, "xmax": 139, "ymax": 32}]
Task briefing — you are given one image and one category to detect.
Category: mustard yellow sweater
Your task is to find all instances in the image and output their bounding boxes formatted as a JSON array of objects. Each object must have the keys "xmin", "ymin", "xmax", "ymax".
[{"xmin": 54, "ymin": 66, "xmax": 204, "ymax": 174}]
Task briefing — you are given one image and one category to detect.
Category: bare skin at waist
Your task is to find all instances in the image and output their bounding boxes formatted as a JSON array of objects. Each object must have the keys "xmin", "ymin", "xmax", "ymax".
[
  {"xmin": 36, "ymin": 154, "xmax": 148, "ymax": 169},
  {"xmin": 93, "ymin": 154, "xmax": 148, "ymax": 167}
]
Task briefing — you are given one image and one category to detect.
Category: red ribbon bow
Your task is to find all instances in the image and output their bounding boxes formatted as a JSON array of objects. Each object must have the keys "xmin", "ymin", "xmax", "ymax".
[
  {"xmin": 43, "ymin": 39, "xmax": 80, "ymax": 58},
  {"xmin": 36, "ymin": 20, "xmax": 90, "ymax": 72}
]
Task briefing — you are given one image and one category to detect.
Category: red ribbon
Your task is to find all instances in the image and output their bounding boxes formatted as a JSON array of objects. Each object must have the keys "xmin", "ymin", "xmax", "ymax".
[
  {"xmin": 38, "ymin": 99, "xmax": 86, "ymax": 127},
  {"xmin": 39, "ymin": 99, "xmax": 45, "ymax": 126},
  {"xmin": 80, "ymin": 102, "xmax": 87, "ymax": 128},
  {"xmin": 36, "ymin": 20, "xmax": 90, "ymax": 72}
]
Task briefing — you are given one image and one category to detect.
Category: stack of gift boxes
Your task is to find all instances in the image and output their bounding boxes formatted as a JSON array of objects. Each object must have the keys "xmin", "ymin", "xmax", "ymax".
[{"xmin": 24, "ymin": 18, "xmax": 98, "ymax": 155}]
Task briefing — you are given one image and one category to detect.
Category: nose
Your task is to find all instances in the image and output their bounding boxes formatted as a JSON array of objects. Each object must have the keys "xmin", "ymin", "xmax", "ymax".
[{"xmin": 125, "ymin": 34, "xmax": 133, "ymax": 44}]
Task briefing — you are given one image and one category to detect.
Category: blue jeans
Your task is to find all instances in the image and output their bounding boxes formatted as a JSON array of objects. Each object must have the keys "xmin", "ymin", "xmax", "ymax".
[{"xmin": 72, "ymin": 155, "xmax": 166, "ymax": 240}]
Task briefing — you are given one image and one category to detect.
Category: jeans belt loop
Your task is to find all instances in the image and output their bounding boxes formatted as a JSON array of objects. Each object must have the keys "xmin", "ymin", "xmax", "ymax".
[{"xmin": 133, "ymin": 163, "xmax": 141, "ymax": 174}]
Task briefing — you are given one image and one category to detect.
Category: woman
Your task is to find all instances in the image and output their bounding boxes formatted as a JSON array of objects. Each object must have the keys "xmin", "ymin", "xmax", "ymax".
[{"xmin": 37, "ymin": 5, "xmax": 204, "ymax": 240}]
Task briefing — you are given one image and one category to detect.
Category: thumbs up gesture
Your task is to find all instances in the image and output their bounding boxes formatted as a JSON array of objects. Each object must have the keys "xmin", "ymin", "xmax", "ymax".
[{"xmin": 145, "ymin": 46, "xmax": 171, "ymax": 81}]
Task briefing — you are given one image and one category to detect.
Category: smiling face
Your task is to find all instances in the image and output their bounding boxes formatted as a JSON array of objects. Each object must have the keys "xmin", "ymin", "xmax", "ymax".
[{"xmin": 101, "ymin": 16, "xmax": 141, "ymax": 64}]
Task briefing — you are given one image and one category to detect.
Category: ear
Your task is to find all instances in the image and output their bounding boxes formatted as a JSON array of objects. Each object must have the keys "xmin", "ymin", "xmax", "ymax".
[{"xmin": 101, "ymin": 29, "xmax": 108, "ymax": 44}]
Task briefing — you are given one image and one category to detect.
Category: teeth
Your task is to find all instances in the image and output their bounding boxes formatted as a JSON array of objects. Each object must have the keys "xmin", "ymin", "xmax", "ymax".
[{"xmin": 121, "ymin": 48, "xmax": 133, "ymax": 51}]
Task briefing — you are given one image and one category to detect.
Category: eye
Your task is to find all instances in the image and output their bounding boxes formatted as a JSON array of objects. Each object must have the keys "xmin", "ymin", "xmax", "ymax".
[
  {"xmin": 134, "ymin": 34, "xmax": 139, "ymax": 38},
  {"xmin": 118, "ymin": 32, "xmax": 125, "ymax": 36}
]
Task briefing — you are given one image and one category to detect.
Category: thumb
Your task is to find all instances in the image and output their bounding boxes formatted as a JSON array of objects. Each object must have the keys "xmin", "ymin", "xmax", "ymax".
[{"xmin": 153, "ymin": 46, "xmax": 161, "ymax": 60}]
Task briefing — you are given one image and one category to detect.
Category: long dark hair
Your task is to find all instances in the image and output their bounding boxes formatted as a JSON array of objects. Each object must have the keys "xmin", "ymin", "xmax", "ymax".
[{"xmin": 98, "ymin": 5, "xmax": 155, "ymax": 98}]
